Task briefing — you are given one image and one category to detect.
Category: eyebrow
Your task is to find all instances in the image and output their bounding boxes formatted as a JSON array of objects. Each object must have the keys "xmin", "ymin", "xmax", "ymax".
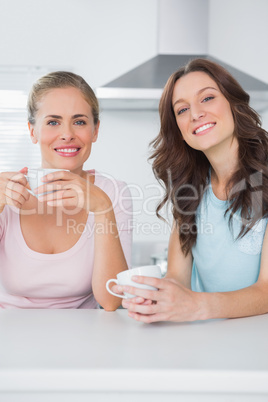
[
  {"xmin": 44, "ymin": 114, "xmax": 89, "ymax": 119},
  {"xmin": 173, "ymin": 86, "xmax": 219, "ymax": 108}
]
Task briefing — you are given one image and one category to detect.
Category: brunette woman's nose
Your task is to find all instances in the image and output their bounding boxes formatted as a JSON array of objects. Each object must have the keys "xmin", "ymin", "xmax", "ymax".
[{"xmin": 191, "ymin": 108, "xmax": 205, "ymax": 121}]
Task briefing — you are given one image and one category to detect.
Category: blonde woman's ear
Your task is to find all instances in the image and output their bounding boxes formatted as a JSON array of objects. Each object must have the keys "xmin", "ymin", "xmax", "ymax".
[
  {"xmin": 28, "ymin": 122, "xmax": 38, "ymax": 144},
  {"xmin": 92, "ymin": 120, "xmax": 100, "ymax": 143}
]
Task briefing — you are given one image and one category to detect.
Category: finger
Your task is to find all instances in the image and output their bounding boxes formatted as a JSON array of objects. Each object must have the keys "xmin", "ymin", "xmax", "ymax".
[
  {"xmin": 34, "ymin": 181, "xmax": 68, "ymax": 195},
  {"xmin": 121, "ymin": 285, "xmax": 161, "ymax": 301},
  {"xmin": 9, "ymin": 173, "xmax": 28, "ymax": 187},
  {"xmin": 40, "ymin": 186, "xmax": 84, "ymax": 209},
  {"xmin": 111, "ymin": 284, "xmax": 124, "ymax": 296},
  {"xmin": 131, "ymin": 275, "xmax": 165, "ymax": 289},
  {"xmin": 38, "ymin": 189, "xmax": 76, "ymax": 201},
  {"xmin": 122, "ymin": 297, "xmax": 147, "ymax": 308},
  {"xmin": 141, "ymin": 299, "xmax": 154, "ymax": 305},
  {"xmin": 122, "ymin": 297, "xmax": 145, "ymax": 308},
  {"xmin": 4, "ymin": 190, "xmax": 29, "ymax": 209},
  {"xmin": 5, "ymin": 190, "xmax": 30, "ymax": 206},
  {"xmin": 122, "ymin": 297, "xmax": 152, "ymax": 306},
  {"xmin": 36, "ymin": 182, "xmax": 83, "ymax": 199},
  {"xmin": 46, "ymin": 197, "xmax": 82, "ymax": 208},
  {"xmin": 39, "ymin": 190, "xmax": 83, "ymax": 209},
  {"xmin": 6, "ymin": 182, "xmax": 30, "ymax": 202},
  {"xmin": 19, "ymin": 167, "xmax": 28, "ymax": 174},
  {"xmin": 132, "ymin": 298, "xmax": 153, "ymax": 305},
  {"xmin": 124, "ymin": 301, "xmax": 159, "ymax": 315},
  {"xmin": 128, "ymin": 311, "xmax": 167, "ymax": 324},
  {"xmin": 4, "ymin": 196, "xmax": 23, "ymax": 209},
  {"xmin": 42, "ymin": 170, "xmax": 72, "ymax": 182}
]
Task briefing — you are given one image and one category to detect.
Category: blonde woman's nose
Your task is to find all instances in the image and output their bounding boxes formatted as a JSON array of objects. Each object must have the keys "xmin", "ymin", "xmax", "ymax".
[
  {"xmin": 59, "ymin": 127, "xmax": 75, "ymax": 141},
  {"xmin": 60, "ymin": 134, "xmax": 75, "ymax": 141}
]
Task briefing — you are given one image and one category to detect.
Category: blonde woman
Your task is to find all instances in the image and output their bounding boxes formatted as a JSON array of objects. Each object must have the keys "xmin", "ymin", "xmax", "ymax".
[{"xmin": 0, "ymin": 71, "xmax": 132, "ymax": 309}]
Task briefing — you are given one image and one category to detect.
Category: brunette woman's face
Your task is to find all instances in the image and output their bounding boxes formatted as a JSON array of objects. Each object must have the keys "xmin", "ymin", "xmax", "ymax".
[
  {"xmin": 28, "ymin": 87, "xmax": 99, "ymax": 175},
  {"xmin": 172, "ymin": 71, "xmax": 235, "ymax": 154}
]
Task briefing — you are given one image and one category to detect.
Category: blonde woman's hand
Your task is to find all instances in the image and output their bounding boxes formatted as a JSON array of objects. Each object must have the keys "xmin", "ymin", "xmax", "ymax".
[
  {"xmin": 0, "ymin": 168, "xmax": 30, "ymax": 212},
  {"xmin": 36, "ymin": 170, "xmax": 112, "ymax": 213}
]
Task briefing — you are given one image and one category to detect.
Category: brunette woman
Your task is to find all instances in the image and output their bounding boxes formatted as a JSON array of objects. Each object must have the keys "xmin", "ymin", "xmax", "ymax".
[{"xmin": 121, "ymin": 58, "xmax": 268, "ymax": 322}]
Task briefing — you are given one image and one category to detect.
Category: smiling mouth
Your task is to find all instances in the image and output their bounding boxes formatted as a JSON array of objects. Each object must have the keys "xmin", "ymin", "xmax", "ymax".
[
  {"xmin": 54, "ymin": 148, "xmax": 80, "ymax": 153},
  {"xmin": 194, "ymin": 123, "xmax": 216, "ymax": 135}
]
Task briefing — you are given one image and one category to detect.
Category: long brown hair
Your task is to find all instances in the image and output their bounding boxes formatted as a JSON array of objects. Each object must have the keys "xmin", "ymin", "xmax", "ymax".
[{"xmin": 150, "ymin": 58, "xmax": 268, "ymax": 256}]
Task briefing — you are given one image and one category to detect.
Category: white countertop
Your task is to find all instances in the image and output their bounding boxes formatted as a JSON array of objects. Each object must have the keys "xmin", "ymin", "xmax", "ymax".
[{"xmin": 0, "ymin": 309, "xmax": 268, "ymax": 401}]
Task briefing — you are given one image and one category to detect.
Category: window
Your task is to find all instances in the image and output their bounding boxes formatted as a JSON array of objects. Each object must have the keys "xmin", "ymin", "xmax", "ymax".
[{"xmin": 0, "ymin": 66, "xmax": 71, "ymax": 172}]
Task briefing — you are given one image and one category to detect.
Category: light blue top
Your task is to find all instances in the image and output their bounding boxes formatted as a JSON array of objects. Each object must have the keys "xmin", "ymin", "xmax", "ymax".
[{"xmin": 191, "ymin": 182, "xmax": 267, "ymax": 292}]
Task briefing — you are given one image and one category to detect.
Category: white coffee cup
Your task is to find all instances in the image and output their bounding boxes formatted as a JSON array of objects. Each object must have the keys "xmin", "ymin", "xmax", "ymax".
[
  {"xmin": 106, "ymin": 265, "xmax": 162, "ymax": 299},
  {"xmin": 26, "ymin": 168, "xmax": 69, "ymax": 197}
]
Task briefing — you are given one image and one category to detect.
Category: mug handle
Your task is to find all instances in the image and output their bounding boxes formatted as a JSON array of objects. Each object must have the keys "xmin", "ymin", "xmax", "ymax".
[{"xmin": 106, "ymin": 279, "xmax": 127, "ymax": 299}]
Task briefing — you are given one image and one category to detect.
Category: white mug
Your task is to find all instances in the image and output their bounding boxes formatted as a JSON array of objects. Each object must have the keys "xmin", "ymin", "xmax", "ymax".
[
  {"xmin": 106, "ymin": 265, "xmax": 162, "ymax": 299},
  {"xmin": 26, "ymin": 168, "xmax": 69, "ymax": 197}
]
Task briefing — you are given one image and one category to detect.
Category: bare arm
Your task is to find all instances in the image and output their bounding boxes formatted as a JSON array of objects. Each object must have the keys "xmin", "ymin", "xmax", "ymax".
[
  {"xmin": 91, "ymin": 198, "xmax": 129, "ymax": 311},
  {"xmin": 122, "ymin": 223, "xmax": 268, "ymax": 323},
  {"xmin": 165, "ymin": 221, "xmax": 192, "ymax": 288}
]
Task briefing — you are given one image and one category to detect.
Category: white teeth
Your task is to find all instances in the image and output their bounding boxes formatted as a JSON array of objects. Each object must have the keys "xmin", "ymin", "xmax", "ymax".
[
  {"xmin": 195, "ymin": 123, "xmax": 215, "ymax": 134},
  {"xmin": 56, "ymin": 148, "xmax": 79, "ymax": 153}
]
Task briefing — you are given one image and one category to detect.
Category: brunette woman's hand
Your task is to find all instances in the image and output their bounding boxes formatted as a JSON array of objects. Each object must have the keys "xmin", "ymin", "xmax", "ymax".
[
  {"xmin": 36, "ymin": 170, "xmax": 112, "ymax": 213},
  {"xmin": 121, "ymin": 276, "xmax": 206, "ymax": 323},
  {"xmin": 0, "ymin": 167, "xmax": 30, "ymax": 212}
]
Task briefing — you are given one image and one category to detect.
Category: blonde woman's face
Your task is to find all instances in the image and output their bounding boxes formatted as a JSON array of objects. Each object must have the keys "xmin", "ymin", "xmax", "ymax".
[
  {"xmin": 28, "ymin": 87, "xmax": 99, "ymax": 175},
  {"xmin": 172, "ymin": 71, "xmax": 235, "ymax": 155}
]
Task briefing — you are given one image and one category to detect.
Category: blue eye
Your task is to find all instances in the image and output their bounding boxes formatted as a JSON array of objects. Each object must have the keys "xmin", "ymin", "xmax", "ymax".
[
  {"xmin": 74, "ymin": 120, "xmax": 86, "ymax": 125},
  {"xmin": 48, "ymin": 121, "xmax": 58, "ymax": 126},
  {"xmin": 203, "ymin": 96, "xmax": 214, "ymax": 103},
  {"xmin": 177, "ymin": 107, "xmax": 188, "ymax": 115}
]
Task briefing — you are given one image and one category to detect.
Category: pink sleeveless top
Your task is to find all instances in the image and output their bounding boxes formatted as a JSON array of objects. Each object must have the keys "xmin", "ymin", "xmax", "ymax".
[{"xmin": 0, "ymin": 171, "xmax": 132, "ymax": 308}]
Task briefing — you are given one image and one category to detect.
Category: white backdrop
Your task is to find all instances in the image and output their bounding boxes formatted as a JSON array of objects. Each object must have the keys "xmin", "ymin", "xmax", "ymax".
[{"xmin": 0, "ymin": 0, "xmax": 267, "ymax": 262}]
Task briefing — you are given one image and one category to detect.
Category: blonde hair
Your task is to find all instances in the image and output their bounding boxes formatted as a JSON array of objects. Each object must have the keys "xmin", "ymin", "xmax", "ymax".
[{"xmin": 27, "ymin": 71, "xmax": 99, "ymax": 125}]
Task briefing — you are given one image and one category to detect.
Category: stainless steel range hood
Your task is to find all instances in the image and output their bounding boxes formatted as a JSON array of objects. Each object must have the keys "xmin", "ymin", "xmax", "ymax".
[{"xmin": 96, "ymin": 54, "xmax": 268, "ymax": 112}]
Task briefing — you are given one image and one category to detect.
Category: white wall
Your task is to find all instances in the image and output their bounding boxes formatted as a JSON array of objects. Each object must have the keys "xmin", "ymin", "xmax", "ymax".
[
  {"xmin": 0, "ymin": 0, "xmax": 158, "ymax": 88},
  {"xmin": 209, "ymin": 0, "xmax": 268, "ymax": 84},
  {"xmin": 86, "ymin": 110, "xmax": 172, "ymax": 248},
  {"xmin": 208, "ymin": 0, "xmax": 268, "ymax": 128},
  {"xmin": 0, "ymin": 0, "xmax": 166, "ymax": 260},
  {"xmin": 1, "ymin": 0, "xmax": 268, "ymax": 263},
  {"xmin": 158, "ymin": 0, "xmax": 208, "ymax": 54}
]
